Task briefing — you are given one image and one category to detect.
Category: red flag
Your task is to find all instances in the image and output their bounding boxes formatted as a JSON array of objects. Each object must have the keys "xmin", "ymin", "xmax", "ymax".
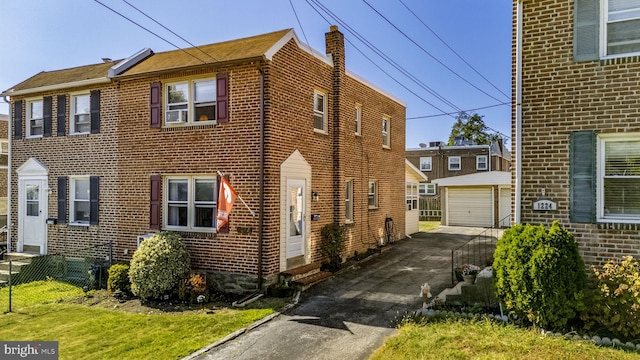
[{"xmin": 217, "ymin": 176, "xmax": 238, "ymax": 231}]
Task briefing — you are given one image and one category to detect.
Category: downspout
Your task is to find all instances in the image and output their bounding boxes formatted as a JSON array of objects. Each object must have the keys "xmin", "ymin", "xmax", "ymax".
[
  {"xmin": 3, "ymin": 95, "xmax": 11, "ymax": 253},
  {"xmin": 515, "ymin": 0, "xmax": 524, "ymax": 224}
]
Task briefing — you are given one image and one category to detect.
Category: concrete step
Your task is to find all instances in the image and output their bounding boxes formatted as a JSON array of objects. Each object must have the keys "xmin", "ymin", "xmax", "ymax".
[
  {"xmin": 0, "ymin": 260, "xmax": 30, "ymax": 272},
  {"xmin": 280, "ymin": 262, "xmax": 322, "ymax": 283},
  {"xmin": 0, "ymin": 269, "xmax": 13, "ymax": 282},
  {"xmin": 291, "ymin": 271, "xmax": 333, "ymax": 291},
  {"xmin": 3, "ymin": 252, "xmax": 39, "ymax": 263}
]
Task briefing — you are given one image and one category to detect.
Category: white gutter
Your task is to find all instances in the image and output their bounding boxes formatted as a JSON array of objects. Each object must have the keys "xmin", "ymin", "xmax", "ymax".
[
  {"xmin": 1, "ymin": 78, "xmax": 110, "ymax": 97},
  {"xmin": 515, "ymin": 0, "xmax": 523, "ymax": 224}
]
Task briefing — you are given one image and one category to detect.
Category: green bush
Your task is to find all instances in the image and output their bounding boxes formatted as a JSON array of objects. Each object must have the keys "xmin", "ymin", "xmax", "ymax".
[
  {"xmin": 493, "ymin": 221, "xmax": 585, "ymax": 329},
  {"xmin": 129, "ymin": 232, "xmax": 191, "ymax": 301},
  {"xmin": 107, "ymin": 263, "xmax": 131, "ymax": 294},
  {"xmin": 320, "ymin": 223, "xmax": 347, "ymax": 270},
  {"xmin": 583, "ymin": 256, "xmax": 640, "ymax": 339}
]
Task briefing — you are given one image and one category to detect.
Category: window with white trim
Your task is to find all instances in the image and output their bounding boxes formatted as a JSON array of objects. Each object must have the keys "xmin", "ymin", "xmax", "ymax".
[
  {"xmin": 0, "ymin": 140, "xmax": 7, "ymax": 168},
  {"xmin": 476, "ymin": 155, "xmax": 488, "ymax": 170},
  {"xmin": 419, "ymin": 183, "xmax": 436, "ymax": 196},
  {"xmin": 314, "ymin": 90, "xmax": 327, "ymax": 133},
  {"xmin": 598, "ymin": 134, "xmax": 640, "ymax": 221},
  {"xmin": 604, "ymin": 0, "xmax": 640, "ymax": 57},
  {"xmin": 345, "ymin": 180, "xmax": 354, "ymax": 222},
  {"xmin": 165, "ymin": 176, "xmax": 217, "ymax": 231},
  {"xmin": 70, "ymin": 93, "xmax": 90, "ymax": 134},
  {"xmin": 382, "ymin": 116, "xmax": 390, "ymax": 148},
  {"xmin": 406, "ymin": 182, "xmax": 418, "ymax": 210},
  {"xmin": 355, "ymin": 104, "xmax": 361, "ymax": 136},
  {"xmin": 368, "ymin": 180, "xmax": 378, "ymax": 209},
  {"xmin": 420, "ymin": 157, "xmax": 432, "ymax": 171},
  {"xmin": 70, "ymin": 177, "xmax": 90, "ymax": 224},
  {"xmin": 27, "ymin": 99, "xmax": 43, "ymax": 138},
  {"xmin": 165, "ymin": 78, "xmax": 216, "ymax": 125},
  {"xmin": 448, "ymin": 156, "xmax": 461, "ymax": 171}
]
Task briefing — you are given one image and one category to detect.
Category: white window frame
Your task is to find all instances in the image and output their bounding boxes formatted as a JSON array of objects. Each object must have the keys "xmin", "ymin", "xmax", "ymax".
[
  {"xmin": 26, "ymin": 98, "xmax": 44, "ymax": 138},
  {"xmin": 601, "ymin": 0, "xmax": 640, "ymax": 58},
  {"xmin": 314, "ymin": 90, "xmax": 327, "ymax": 133},
  {"xmin": 406, "ymin": 182, "xmax": 418, "ymax": 211},
  {"xmin": 382, "ymin": 116, "xmax": 390, "ymax": 149},
  {"xmin": 597, "ymin": 133, "xmax": 640, "ymax": 223},
  {"xmin": 368, "ymin": 180, "xmax": 378, "ymax": 209},
  {"xmin": 355, "ymin": 104, "xmax": 362, "ymax": 136},
  {"xmin": 164, "ymin": 175, "xmax": 217, "ymax": 232},
  {"xmin": 0, "ymin": 140, "xmax": 7, "ymax": 168},
  {"xmin": 448, "ymin": 156, "xmax": 461, "ymax": 171},
  {"xmin": 70, "ymin": 176, "xmax": 91, "ymax": 226},
  {"xmin": 164, "ymin": 77, "xmax": 217, "ymax": 126},
  {"xmin": 70, "ymin": 92, "xmax": 91, "ymax": 134},
  {"xmin": 419, "ymin": 183, "xmax": 436, "ymax": 196},
  {"xmin": 420, "ymin": 157, "xmax": 432, "ymax": 171},
  {"xmin": 345, "ymin": 179, "xmax": 354, "ymax": 223},
  {"xmin": 476, "ymin": 155, "xmax": 488, "ymax": 170}
]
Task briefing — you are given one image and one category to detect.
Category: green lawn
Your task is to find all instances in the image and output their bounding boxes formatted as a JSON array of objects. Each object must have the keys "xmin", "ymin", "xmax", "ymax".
[
  {"xmin": 370, "ymin": 318, "xmax": 640, "ymax": 360},
  {"xmin": 419, "ymin": 221, "xmax": 441, "ymax": 232}
]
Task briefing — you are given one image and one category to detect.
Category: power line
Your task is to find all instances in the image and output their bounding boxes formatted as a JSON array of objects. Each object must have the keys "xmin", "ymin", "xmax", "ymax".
[
  {"xmin": 289, "ymin": 0, "xmax": 312, "ymax": 53},
  {"xmin": 397, "ymin": 0, "xmax": 510, "ymax": 101},
  {"xmin": 361, "ymin": 0, "xmax": 507, "ymax": 105},
  {"xmin": 407, "ymin": 102, "xmax": 510, "ymax": 120},
  {"xmin": 93, "ymin": 0, "xmax": 209, "ymax": 64},
  {"xmin": 121, "ymin": 0, "xmax": 217, "ymax": 62}
]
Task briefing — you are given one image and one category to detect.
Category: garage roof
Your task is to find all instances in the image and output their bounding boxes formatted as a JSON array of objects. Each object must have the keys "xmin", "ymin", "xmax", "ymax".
[{"xmin": 432, "ymin": 171, "xmax": 510, "ymax": 187}]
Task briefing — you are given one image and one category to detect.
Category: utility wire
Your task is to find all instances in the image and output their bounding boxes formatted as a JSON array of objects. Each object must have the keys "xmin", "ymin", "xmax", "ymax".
[
  {"xmin": 289, "ymin": 0, "xmax": 313, "ymax": 53},
  {"xmin": 361, "ymin": 0, "xmax": 506, "ymax": 105},
  {"xmin": 121, "ymin": 0, "xmax": 217, "ymax": 62},
  {"xmin": 398, "ymin": 0, "xmax": 510, "ymax": 100},
  {"xmin": 93, "ymin": 0, "xmax": 209, "ymax": 64}
]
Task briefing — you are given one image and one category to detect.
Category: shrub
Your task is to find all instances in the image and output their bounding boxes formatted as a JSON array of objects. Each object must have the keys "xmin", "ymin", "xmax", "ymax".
[
  {"xmin": 107, "ymin": 263, "xmax": 131, "ymax": 294},
  {"xmin": 583, "ymin": 256, "xmax": 640, "ymax": 339},
  {"xmin": 493, "ymin": 221, "xmax": 585, "ymax": 329},
  {"xmin": 320, "ymin": 223, "xmax": 347, "ymax": 270},
  {"xmin": 129, "ymin": 232, "xmax": 191, "ymax": 301}
]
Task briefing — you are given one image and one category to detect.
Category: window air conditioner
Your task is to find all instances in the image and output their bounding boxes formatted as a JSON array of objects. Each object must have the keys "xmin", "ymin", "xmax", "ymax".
[
  {"xmin": 165, "ymin": 109, "xmax": 187, "ymax": 123},
  {"xmin": 137, "ymin": 233, "xmax": 155, "ymax": 248}
]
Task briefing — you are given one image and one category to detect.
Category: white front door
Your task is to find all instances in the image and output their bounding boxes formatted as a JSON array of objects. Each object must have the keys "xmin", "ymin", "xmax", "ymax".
[
  {"xmin": 19, "ymin": 179, "xmax": 47, "ymax": 254},
  {"xmin": 286, "ymin": 179, "xmax": 305, "ymax": 259}
]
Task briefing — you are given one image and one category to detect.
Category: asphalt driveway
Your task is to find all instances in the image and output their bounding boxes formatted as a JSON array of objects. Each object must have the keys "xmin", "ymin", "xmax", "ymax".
[{"xmin": 190, "ymin": 226, "xmax": 487, "ymax": 360}]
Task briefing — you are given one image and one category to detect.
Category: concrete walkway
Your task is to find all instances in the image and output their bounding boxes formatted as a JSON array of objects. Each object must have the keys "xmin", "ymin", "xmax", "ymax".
[{"xmin": 191, "ymin": 226, "xmax": 488, "ymax": 360}]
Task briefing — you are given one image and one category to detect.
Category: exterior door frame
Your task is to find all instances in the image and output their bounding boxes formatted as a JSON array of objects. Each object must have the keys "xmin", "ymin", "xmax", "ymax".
[
  {"xmin": 16, "ymin": 158, "xmax": 49, "ymax": 254},
  {"xmin": 285, "ymin": 179, "xmax": 306, "ymax": 260}
]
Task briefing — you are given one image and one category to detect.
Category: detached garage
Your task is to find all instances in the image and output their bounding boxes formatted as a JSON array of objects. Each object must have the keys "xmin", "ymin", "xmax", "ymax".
[{"xmin": 433, "ymin": 171, "xmax": 511, "ymax": 228}]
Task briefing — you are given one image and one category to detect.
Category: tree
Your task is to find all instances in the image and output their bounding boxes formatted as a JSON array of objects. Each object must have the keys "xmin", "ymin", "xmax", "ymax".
[{"xmin": 447, "ymin": 112, "xmax": 502, "ymax": 146}]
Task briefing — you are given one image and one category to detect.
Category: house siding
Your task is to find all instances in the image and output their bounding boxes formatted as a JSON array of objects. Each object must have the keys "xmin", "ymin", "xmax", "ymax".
[{"xmin": 514, "ymin": 0, "xmax": 640, "ymax": 265}]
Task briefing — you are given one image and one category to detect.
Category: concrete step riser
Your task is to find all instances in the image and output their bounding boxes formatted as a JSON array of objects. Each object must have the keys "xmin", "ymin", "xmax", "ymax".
[{"xmin": 0, "ymin": 262, "xmax": 28, "ymax": 272}]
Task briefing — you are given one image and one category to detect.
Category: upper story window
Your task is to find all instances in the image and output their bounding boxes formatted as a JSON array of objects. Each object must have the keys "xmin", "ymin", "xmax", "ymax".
[
  {"xmin": 419, "ymin": 183, "xmax": 437, "ymax": 196},
  {"xmin": 165, "ymin": 175, "xmax": 217, "ymax": 231},
  {"xmin": 314, "ymin": 90, "xmax": 327, "ymax": 133},
  {"xmin": 368, "ymin": 180, "xmax": 378, "ymax": 209},
  {"xmin": 598, "ymin": 134, "xmax": 640, "ymax": 222},
  {"xmin": 448, "ymin": 156, "xmax": 461, "ymax": 171},
  {"xmin": 71, "ymin": 93, "xmax": 90, "ymax": 134},
  {"xmin": 382, "ymin": 116, "xmax": 390, "ymax": 148},
  {"xmin": 345, "ymin": 180, "xmax": 354, "ymax": 222},
  {"xmin": 604, "ymin": 0, "xmax": 640, "ymax": 56},
  {"xmin": 420, "ymin": 157, "xmax": 432, "ymax": 171},
  {"xmin": 476, "ymin": 155, "xmax": 488, "ymax": 170},
  {"xmin": 165, "ymin": 78, "xmax": 216, "ymax": 125},
  {"xmin": 27, "ymin": 99, "xmax": 43, "ymax": 138},
  {"xmin": 355, "ymin": 104, "xmax": 362, "ymax": 136},
  {"xmin": 0, "ymin": 141, "xmax": 7, "ymax": 168}
]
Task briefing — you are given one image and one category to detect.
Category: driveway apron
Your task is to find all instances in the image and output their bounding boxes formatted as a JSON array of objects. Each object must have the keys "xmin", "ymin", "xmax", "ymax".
[{"xmin": 192, "ymin": 226, "xmax": 484, "ymax": 360}]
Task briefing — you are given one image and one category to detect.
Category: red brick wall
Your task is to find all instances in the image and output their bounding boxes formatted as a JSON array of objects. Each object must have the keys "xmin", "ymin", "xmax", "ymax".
[{"xmin": 514, "ymin": 0, "xmax": 640, "ymax": 265}]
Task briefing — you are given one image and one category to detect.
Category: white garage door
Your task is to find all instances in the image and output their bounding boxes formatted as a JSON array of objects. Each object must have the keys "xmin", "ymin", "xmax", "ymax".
[{"xmin": 447, "ymin": 187, "xmax": 493, "ymax": 227}]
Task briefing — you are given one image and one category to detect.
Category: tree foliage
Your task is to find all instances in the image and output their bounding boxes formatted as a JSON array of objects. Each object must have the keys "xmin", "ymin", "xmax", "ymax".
[{"xmin": 448, "ymin": 112, "xmax": 502, "ymax": 146}]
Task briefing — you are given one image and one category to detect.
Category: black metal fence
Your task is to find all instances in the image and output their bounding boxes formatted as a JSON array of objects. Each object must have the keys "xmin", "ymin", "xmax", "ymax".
[{"xmin": 1, "ymin": 241, "xmax": 112, "ymax": 313}]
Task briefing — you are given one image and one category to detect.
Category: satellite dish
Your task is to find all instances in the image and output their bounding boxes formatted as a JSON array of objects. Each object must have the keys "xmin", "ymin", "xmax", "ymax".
[{"xmin": 419, "ymin": 143, "xmax": 427, "ymax": 148}]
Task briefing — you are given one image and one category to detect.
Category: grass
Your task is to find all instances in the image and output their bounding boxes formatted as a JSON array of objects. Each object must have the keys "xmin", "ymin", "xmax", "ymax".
[
  {"xmin": 370, "ymin": 318, "xmax": 640, "ymax": 360},
  {"xmin": 0, "ymin": 279, "xmax": 85, "ymax": 311},
  {"xmin": 0, "ymin": 280, "xmax": 287, "ymax": 360},
  {"xmin": 419, "ymin": 221, "xmax": 441, "ymax": 232}
]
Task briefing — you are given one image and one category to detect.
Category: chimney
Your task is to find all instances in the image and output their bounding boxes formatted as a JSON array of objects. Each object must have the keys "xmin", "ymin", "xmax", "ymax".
[{"xmin": 325, "ymin": 25, "xmax": 345, "ymax": 74}]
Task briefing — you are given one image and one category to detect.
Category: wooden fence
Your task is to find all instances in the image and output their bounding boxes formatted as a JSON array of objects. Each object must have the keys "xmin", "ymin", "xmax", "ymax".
[{"xmin": 419, "ymin": 197, "xmax": 441, "ymax": 221}]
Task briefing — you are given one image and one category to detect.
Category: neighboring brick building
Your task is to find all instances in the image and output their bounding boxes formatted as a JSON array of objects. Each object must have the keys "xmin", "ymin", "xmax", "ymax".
[
  {"xmin": 514, "ymin": 0, "xmax": 640, "ymax": 266},
  {"xmin": 0, "ymin": 114, "xmax": 7, "ymax": 230},
  {"xmin": 1, "ymin": 27, "xmax": 406, "ymax": 291}
]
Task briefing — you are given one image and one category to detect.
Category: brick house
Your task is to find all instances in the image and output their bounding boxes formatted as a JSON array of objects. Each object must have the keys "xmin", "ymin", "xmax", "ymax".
[
  {"xmin": 1, "ymin": 27, "xmax": 406, "ymax": 291},
  {"xmin": 0, "ymin": 114, "xmax": 7, "ymax": 232},
  {"xmin": 514, "ymin": 0, "xmax": 640, "ymax": 265}
]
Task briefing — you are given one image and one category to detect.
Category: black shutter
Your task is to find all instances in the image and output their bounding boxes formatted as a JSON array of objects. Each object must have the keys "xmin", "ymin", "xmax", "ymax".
[
  {"xmin": 43, "ymin": 96, "xmax": 52, "ymax": 137},
  {"xmin": 570, "ymin": 131, "xmax": 596, "ymax": 223},
  {"xmin": 150, "ymin": 82, "xmax": 162, "ymax": 128},
  {"xmin": 574, "ymin": 0, "xmax": 600, "ymax": 62},
  {"xmin": 150, "ymin": 175, "xmax": 161, "ymax": 229},
  {"xmin": 58, "ymin": 176, "xmax": 67, "ymax": 224},
  {"xmin": 90, "ymin": 176, "xmax": 99, "ymax": 225},
  {"xmin": 13, "ymin": 100, "xmax": 22, "ymax": 139},
  {"xmin": 57, "ymin": 95, "xmax": 66, "ymax": 136},
  {"xmin": 216, "ymin": 175, "xmax": 230, "ymax": 233},
  {"xmin": 90, "ymin": 90, "xmax": 100, "ymax": 134},
  {"xmin": 216, "ymin": 73, "xmax": 228, "ymax": 123}
]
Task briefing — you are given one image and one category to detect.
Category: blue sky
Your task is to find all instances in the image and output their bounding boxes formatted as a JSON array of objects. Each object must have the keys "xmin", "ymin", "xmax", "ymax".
[{"xmin": 0, "ymin": 0, "xmax": 512, "ymax": 148}]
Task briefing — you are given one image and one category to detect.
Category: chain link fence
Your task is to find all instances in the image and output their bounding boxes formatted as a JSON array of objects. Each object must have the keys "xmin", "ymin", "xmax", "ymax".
[{"xmin": 1, "ymin": 241, "xmax": 113, "ymax": 313}]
